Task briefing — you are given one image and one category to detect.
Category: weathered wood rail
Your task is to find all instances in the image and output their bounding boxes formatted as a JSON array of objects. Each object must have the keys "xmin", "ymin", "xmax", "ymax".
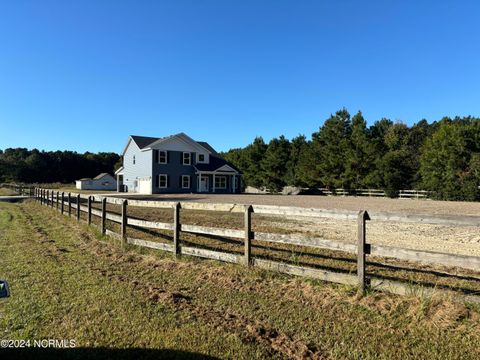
[
  {"xmin": 317, "ymin": 188, "xmax": 430, "ymax": 199},
  {"xmin": 33, "ymin": 188, "xmax": 480, "ymax": 301},
  {"xmin": 1, "ymin": 183, "xmax": 35, "ymax": 196}
]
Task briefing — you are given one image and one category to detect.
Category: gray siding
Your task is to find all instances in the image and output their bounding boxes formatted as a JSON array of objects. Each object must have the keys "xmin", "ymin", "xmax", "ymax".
[
  {"xmin": 152, "ymin": 151, "xmax": 197, "ymax": 193},
  {"xmin": 202, "ymin": 174, "xmax": 240, "ymax": 194},
  {"xmin": 123, "ymin": 140, "xmax": 152, "ymax": 192}
]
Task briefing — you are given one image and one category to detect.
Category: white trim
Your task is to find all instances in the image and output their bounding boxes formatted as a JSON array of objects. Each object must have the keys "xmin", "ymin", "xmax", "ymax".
[
  {"xmin": 215, "ymin": 164, "xmax": 237, "ymax": 172},
  {"xmin": 197, "ymin": 153, "xmax": 207, "ymax": 163},
  {"xmin": 182, "ymin": 175, "xmax": 190, "ymax": 189},
  {"xmin": 195, "ymin": 171, "xmax": 239, "ymax": 176},
  {"xmin": 146, "ymin": 133, "xmax": 213, "ymax": 154},
  {"xmin": 199, "ymin": 174, "xmax": 209, "ymax": 192},
  {"xmin": 182, "ymin": 152, "xmax": 191, "ymax": 165},
  {"xmin": 214, "ymin": 175, "xmax": 227, "ymax": 189},
  {"xmin": 114, "ymin": 166, "xmax": 124, "ymax": 175},
  {"xmin": 158, "ymin": 174, "xmax": 168, "ymax": 188},
  {"xmin": 158, "ymin": 150, "xmax": 167, "ymax": 164}
]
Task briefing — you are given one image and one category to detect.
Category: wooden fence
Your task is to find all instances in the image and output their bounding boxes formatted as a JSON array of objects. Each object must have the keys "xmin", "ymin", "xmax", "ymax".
[
  {"xmin": 1, "ymin": 183, "xmax": 35, "ymax": 196},
  {"xmin": 317, "ymin": 188, "xmax": 430, "ymax": 199},
  {"xmin": 33, "ymin": 188, "xmax": 480, "ymax": 301}
]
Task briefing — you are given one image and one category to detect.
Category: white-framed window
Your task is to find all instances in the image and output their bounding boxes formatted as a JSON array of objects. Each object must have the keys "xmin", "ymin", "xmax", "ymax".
[
  {"xmin": 158, "ymin": 150, "xmax": 167, "ymax": 164},
  {"xmin": 182, "ymin": 175, "xmax": 190, "ymax": 189},
  {"xmin": 158, "ymin": 174, "xmax": 168, "ymax": 188},
  {"xmin": 183, "ymin": 152, "xmax": 191, "ymax": 165},
  {"xmin": 215, "ymin": 176, "xmax": 227, "ymax": 189}
]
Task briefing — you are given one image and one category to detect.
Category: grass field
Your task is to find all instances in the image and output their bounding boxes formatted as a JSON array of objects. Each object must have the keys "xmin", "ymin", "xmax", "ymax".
[
  {"xmin": 0, "ymin": 188, "xmax": 18, "ymax": 196},
  {"xmin": 1, "ymin": 200, "xmax": 480, "ymax": 359}
]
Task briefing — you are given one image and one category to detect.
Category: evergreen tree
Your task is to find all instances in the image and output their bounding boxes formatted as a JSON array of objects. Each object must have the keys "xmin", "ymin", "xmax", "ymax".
[
  {"xmin": 314, "ymin": 108, "xmax": 352, "ymax": 188},
  {"xmin": 420, "ymin": 119, "xmax": 480, "ymax": 200},
  {"xmin": 261, "ymin": 136, "xmax": 291, "ymax": 192},
  {"xmin": 344, "ymin": 111, "xmax": 376, "ymax": 189},
  {"xmin": 243, "ymin": 137, "xmax": 267, "ymax": 188},
  {"xmin": 285, "ymin": 134, "xmax": 307, "ymax": 186}
]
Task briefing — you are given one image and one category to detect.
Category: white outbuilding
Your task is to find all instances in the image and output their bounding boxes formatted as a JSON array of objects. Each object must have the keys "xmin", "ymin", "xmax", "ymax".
[{"xmin": 75, "ymin": 173, "xmax": 117, "ymax": 191}]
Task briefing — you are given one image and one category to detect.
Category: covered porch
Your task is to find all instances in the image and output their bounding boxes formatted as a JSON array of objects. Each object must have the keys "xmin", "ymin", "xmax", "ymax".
[{"xmin": 196, "ymin": 171, "xmax": 241, "ymax": 193}]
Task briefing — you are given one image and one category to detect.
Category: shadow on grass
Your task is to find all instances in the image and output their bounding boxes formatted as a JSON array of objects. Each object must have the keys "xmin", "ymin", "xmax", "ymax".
[{"xmin": 2, "ymin": 347, "xmax": 220, "ymax": 360}]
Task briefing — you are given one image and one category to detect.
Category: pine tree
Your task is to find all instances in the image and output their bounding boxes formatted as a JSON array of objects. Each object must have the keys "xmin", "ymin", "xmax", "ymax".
[
  {"xmin": 314, "ymin": 108, "xmax": 352, "ymax": 189},
  {"xmin": 261, "ymin": 136, "xmax": 291, "ymax": 192},
  {"xmin": 344, "ymin": 111, "xmax": 376, "ymax": 189}
]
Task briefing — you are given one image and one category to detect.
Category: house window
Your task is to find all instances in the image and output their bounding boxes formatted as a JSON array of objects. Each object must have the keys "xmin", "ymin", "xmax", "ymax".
[
  {"xmin": 133, "ymin": 155, "xmax": 136, "ymax": 165},
  {"xmin": 198, "ymin": 154, "xmax": 205, "ymax": 163},
  {"xmin": 158, "ymin": 174, "xmax": 168, "ymax": 188},
  {"xmin": 215, "ymin": 176, "xmax": 227, "ymax": 189},
  {"xmin": 182, "ymin": 175, "xmax": 190, "ymax": 189},
  {"xmin": 183, "ymin": 152, "xmax": 191, "ymax": 165},
  {"xmin": 158, "ymin": 150, "xmax": 167, "ymax": 164}
]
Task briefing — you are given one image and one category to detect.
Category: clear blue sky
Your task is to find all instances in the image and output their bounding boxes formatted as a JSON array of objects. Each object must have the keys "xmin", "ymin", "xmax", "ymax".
[{"xmin": 1, "ymin": 1, "xmax": 479, "ymax": 153}]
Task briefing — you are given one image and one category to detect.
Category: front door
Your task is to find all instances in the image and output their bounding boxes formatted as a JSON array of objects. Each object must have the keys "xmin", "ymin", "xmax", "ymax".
[{"xmin": 199, "ymin": 175, "xmax": 209, "ymax": 192}]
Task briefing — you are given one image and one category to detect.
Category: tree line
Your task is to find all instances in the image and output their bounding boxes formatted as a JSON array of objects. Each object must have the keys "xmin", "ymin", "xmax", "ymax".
[
  {"xmin": 222, "ymin": 109, "xmax": 480, "ymax": 201},
  {"xmin": 0, "ymin": 148, "xmax": 120, "ymax": 184}
]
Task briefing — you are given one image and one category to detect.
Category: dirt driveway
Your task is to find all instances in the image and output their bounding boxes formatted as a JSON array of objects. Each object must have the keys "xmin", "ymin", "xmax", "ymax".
[
  {"xmin": 111, "ymin": 193, "xmax": 480, "ymax": 216},
  {"xmin": 103, "ymin": 193, "xmax": 480, "ymax": 257}
]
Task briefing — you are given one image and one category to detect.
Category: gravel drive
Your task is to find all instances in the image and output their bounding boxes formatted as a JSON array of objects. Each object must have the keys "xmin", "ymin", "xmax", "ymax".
[{"xmin": 109, "ymin": 193, "xmax": 480, "ymax": 257}]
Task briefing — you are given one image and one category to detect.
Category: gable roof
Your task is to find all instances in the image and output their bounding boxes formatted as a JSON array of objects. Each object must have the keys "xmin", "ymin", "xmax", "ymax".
[
  {"xmin": 194, "ymin": 155, "xmax": 242, "ymax": 173},
  {"xmin": 93, "ymin": 173, "xmax": 113, "ymax": 180},
  {"xmin": 197, "ymin": 141, "xmax": 218, "ymax": 155},
  {"xmin": 130, "ymin": 135, "xmax": 162, "ymax": 149},
  {"xmin": 125, "ymin": 133, "xmax": 217, "ymax": 155}
]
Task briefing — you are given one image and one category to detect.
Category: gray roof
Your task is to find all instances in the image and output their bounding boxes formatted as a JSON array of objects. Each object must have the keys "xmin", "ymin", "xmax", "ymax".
[
  {"xmin": 197, "ymin": 141, "xmax": 219, "ymax": 155},
  {"xmin": 194, "ymin": 155, "xmax": 241, "ymax": 173},
  {"xmin": 130, "ymin": 135, "xmax": 161, "ymax": 149},
  {"xmin": 130, "ymin": 134, "xmax": 217, "ymax": 154},
  {"xmin": 93, "ymin": 173, "xmax": 113, "ymax": 180}
]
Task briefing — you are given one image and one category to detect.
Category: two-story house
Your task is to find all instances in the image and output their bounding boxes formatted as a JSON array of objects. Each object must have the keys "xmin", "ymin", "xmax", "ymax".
[{"xmin": 115, "ymin": 133, "xmax": 242, "ymax": 194}]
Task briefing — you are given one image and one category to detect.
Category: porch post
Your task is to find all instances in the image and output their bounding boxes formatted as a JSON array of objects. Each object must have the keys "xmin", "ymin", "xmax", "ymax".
[{"xmin": 213, "ymin": 174, "xmax": 216, "ymax": 193}]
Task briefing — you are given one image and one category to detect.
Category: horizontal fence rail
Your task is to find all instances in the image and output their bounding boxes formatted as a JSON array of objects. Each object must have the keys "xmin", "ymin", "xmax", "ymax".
[
  {"xmin": 316, "ymin": 188, "xmax": 430, "ymax": 199},
  {"xmin": 33, "ymin": 188, "xmax": 480, "ymax": 301}
]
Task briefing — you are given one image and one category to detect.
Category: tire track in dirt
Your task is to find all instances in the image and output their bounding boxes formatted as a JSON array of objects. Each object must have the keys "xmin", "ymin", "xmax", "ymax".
[
  {"xmin": 28, "ymin": 204, "xmax": 327, "ymax": 359},
  {"xmin": 84, "ymin": 240, "xmax": 325, "ymax": 359}
]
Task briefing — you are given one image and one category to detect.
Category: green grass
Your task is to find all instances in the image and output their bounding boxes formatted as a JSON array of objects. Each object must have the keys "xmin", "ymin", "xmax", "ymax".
[
  {"xmin": 1, "ymin": 200, "xmax": 480, "ymax": 359},
  {"xmin": 0, "ymin": 187, "xmax": 18, "ymax": 196}
]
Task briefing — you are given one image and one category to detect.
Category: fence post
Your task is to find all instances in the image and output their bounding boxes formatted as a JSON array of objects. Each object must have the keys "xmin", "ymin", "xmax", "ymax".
[
  {"xmin": 244, "ymin": 205, "xmax": 253, "ymax": 266},
  {"xmin": 51, "ymin": 191, "xmax": 54, "ymax": 208},
  {"xmin": 357, "ymin": 210, "xmax": 370, "ymax": 294},
  {"xmin": 101, "ymin": 198, "xmax": 107, "ymax": 235},
  {"xmin": 87, "ymin": 196, "xmax": 92, "ymax": 225},
  {"xmin": 56, "ymin": 191, "xmax": 59, "ymax": 210},
  {"xmin": 76, "ymin": 194, "xmax": 81, "ymax": 221},
  {"xmin": 121, "ymin": 199, "xmax": 128, "ymax": 248},
  {"xmin": 173, "ymin": 202, "xmax": 181, "ymax": 257},
  {"xmin": 68, "ymin": 193, "xmax": 72, "ymax": 217},
  {"xmin": 61, "ymin": 192, "xmax": 65, "ymax": 214}
]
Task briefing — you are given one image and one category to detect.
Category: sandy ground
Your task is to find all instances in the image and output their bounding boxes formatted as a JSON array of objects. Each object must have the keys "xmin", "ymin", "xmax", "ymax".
[
  {"xmin": 101, "ymin": 193, "xmax": 480, "ymax": 257},
  {"xmin": 114, "ymin": 193, "xmax": 480, "ymax": 216}
]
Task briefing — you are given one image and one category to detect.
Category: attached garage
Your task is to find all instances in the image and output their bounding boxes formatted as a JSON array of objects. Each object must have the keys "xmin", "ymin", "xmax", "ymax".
[{"xmin": 138, "ymin": 176, "xmax": 152, "ymax": 194}]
